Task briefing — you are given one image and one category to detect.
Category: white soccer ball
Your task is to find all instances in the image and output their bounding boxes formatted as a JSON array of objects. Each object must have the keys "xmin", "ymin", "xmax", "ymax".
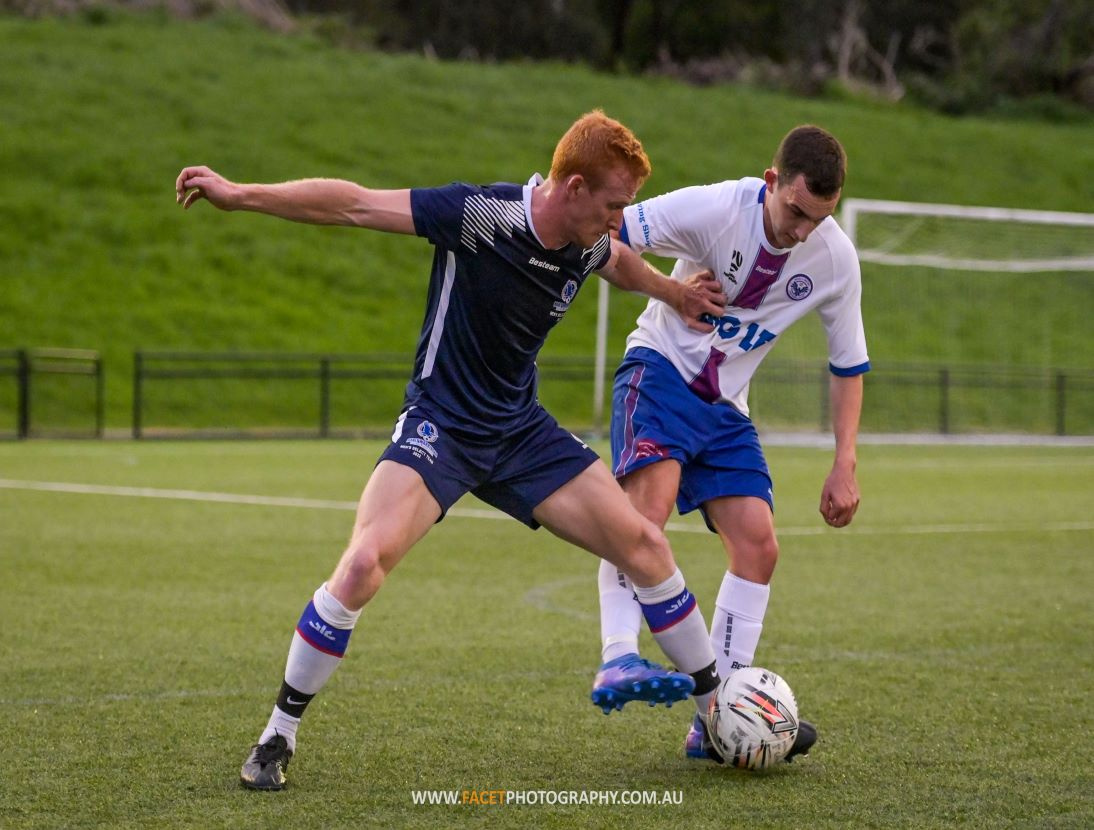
[{"xmin": 707, "ymin": 666, "xmax": 799, "ymax": 770}]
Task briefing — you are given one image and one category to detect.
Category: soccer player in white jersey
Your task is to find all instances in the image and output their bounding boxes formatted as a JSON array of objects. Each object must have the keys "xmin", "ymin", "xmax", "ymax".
[
  {"xmin": 175, "ymin": 111, "xmax": 731, "ymax": 790},
  {"xmin": 592, "ymin": 125, "xmax": 869, "ymax": 763}
]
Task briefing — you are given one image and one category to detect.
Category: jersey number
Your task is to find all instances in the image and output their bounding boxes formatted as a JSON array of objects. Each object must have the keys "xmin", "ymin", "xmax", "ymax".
[{"xmin": 715, "ymin": 315, "xmax": 777, "ymax": 352}]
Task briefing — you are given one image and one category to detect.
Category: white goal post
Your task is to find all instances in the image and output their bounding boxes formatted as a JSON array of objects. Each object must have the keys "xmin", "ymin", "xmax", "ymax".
[
  {"xmin": 839, "ymin": 198, "xmax": 1094, "ymax": 272},
  {"xmin": 592, "ymin": 278, "xmax": 612, "ymax": 434}
]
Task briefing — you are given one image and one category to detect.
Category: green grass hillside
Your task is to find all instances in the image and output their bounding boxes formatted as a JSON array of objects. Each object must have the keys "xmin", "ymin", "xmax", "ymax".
[{"xmin": 1, "ymin": 11, "xmax": 1092, "ymax": 429}]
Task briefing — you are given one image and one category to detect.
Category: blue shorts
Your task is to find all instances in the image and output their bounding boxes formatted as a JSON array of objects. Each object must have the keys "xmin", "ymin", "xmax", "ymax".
[
  {"xmin": 611, "ymin": 347, "xmax": 773, "ymax": 528},
  {"xmin": 378, "ymin": 401, "xmax": 599, "ymax": 528}
]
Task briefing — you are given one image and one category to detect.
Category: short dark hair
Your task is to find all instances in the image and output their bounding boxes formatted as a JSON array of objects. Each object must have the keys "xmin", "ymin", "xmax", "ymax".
[{"xmin": 774, "ymin": 125, "xmax": 846, "ymax": 197}]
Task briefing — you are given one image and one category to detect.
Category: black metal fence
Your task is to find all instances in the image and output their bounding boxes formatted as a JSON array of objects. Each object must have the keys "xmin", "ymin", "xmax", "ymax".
[
  {"xmin": 132, "ymin": 351, "xmax": 412, "ymax": 439},
  {"xmin": 127, "ymin": 350, "xmax": 1094, "ymax": 440},
  {"xmin": 3, "ymin": 348, "xmax": 1091, "ymax": 438},
  {"xmin": 857, "ymin": 363, "xmax": 1093, "ymax": 436},
  {"xmin": 130, "ymin": 350, "xmax": 604, "ymax": 438},
  {"xmin": 748, "ymin": 360, "xmax": 1094, "ymax": 436},
  {"xmin": 0, "ymin": 348, "xmax": 104, "ymax": 438}
]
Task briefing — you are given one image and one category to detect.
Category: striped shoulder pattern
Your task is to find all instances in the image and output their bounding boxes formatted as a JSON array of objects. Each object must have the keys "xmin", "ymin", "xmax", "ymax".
[
  {"xmin": 581, "ymin": 234, "xmax": 611, "ymax": 276},
  {"xmin": 460, "ymin": 192, "xmax": 527, "ymax": 253}
]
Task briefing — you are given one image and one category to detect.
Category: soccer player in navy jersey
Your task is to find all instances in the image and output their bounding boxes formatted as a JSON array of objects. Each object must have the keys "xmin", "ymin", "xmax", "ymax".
[
  {"xmin": 176, "ymin": 111, "xmax": 730, "ymax": 790},
  {"xmin": 594, "ymin": 125, "xmax": 869, "ymax": 763}
]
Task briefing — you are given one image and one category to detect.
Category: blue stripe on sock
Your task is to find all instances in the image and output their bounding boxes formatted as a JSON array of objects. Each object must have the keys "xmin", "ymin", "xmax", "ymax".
[
  {"xmin": 296, "ymin": 599, "xmax": 352, "ymax": 657},
  {"xmin": 640, "ymin": 589, "xmax": 697, "ymax": 633}
]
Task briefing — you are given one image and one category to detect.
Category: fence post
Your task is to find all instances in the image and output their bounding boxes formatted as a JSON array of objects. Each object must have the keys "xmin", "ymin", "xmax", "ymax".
[
  {"xmin": 95, "ymin": 354, "xmax": 105, "ymax": 438},
  {"xmin": 132, "ymin": 351, "xmax": 143, "ymax": 439},
  {"xmin": 1055, "ymin": 371, "xmax": 1066, "ymax": 436},
  {"xmin": 17, "ymin": 349, "xmax": 30, "ymax": 439},
  {"xmin": 319, "ymin": 357, "xmax": 331, "ymax": 438},
  {"xmin": 939, "ymin": 368, "xmax": 950, "ymax": 434}
]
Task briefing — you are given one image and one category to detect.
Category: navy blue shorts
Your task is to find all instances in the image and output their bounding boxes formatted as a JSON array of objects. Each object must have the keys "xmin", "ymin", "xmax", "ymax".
[
  {"xmin": 611, "ymin": 348, "xmax": 773, "ymax": 529},
  {"xmin": 378, "ymin": 401, "xmax": 599, "ymax": 528}
]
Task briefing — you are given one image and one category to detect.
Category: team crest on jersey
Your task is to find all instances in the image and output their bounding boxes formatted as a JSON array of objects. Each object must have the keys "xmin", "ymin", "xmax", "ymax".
[
  {"xmin": 787, "ymin": 274, "xmax": 813, "ymax": 301},
  {"xmin": 399, "ymin": 419, "xmax": 440, "ymax": 464},
  {"xmin": 634, "ymin": 439, "xmax": 669, "ymax": 461},
  {"xmin": 552, "ymin": 280, "xmax": 580, "ymax": 319}
]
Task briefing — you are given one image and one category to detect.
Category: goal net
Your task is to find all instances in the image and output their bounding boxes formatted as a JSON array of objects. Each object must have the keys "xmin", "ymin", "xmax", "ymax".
[
  {"xmin": 826, "ymin": 198, "xmax": 1094, "ymax": 435},
  {"xmin": 840, "ymin": 198, "xmax": 1094, "ymax": 273}
]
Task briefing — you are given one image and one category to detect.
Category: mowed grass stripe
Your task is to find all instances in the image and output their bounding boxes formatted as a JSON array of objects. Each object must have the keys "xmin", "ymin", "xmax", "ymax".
[{"xmin": 1, "ymin": 477, "xmax": 1091, "ymax": 537}]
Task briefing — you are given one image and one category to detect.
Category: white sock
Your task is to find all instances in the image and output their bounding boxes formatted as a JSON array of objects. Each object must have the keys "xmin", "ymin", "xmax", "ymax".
[
  {"xmin": 285, "ymin": 583, "xmax": 361, "ymax": 692},
  {"xmin": 598, "ymin": 559, "xmax": 641, "ymax": 663},
  {"xmin": 710, "ymin": 571, "xmax": 770, "ymax": 679},
  {"xmin": 258, "ymin": 583, "xmax": 362, "ymax": 752},
  {"xmin": 634, "ymin": 568, "xmax": 719, "ymax": 714},
  {"xmin": 260, "ymin": 705, "xmax": 302, "ymax": 752}
]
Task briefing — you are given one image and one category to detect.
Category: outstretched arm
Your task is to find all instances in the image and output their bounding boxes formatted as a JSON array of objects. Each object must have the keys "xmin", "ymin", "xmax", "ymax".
[
  {"xmin": 597, "ymin": 239, "xmax": 724, "ymax": 332},
  {"xmin": 819, "ymin": 373, "xmax": 864, "ymax": 527},
  {"xmin": 174, "ymin": 165, "xmax": 416, "ymax": 234}
]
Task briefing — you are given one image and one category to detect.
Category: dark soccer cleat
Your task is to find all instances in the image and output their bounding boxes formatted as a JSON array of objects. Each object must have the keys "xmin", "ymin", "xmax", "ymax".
[
  {"xmin": 591, "ymin": 654, "xmax": 695, "ymax": 714},
  {"xmin": 784, "ymin": 718, "xmax": 817, "ymax": 762},
  {"xmin": 240, "ymin": 734, "xmax": 293, "ymax": 791},
  {"xmin": 692, "ymin": 716, "xmax": 816, "ymax": 765}
]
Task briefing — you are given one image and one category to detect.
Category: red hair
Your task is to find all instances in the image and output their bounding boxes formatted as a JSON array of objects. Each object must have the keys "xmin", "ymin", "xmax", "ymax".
[{"xmin": 549, "ymin": 110, "xmax": 651, "ymax": 189}]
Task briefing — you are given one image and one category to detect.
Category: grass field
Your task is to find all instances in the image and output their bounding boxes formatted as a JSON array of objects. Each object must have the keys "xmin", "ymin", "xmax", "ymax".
[{"xmin": 1, "ymin": 439, "xmax": 1091, "ymax": 828}]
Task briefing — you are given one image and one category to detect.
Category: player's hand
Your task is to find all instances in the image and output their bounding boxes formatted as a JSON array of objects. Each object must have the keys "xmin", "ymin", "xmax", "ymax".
[
  {"xmin": 677, "ymin": 270, "xmax": 726, "ymax": 332},
  {"xmin": 175, "ymin": 165, "xmax": 237, "ymax": 210},
  {"xmin": 819, "ymin": 461, "xmax": 859, "ymax": 528}
]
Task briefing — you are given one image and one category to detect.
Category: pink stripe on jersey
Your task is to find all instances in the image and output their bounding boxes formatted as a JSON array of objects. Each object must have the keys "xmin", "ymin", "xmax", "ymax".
[
  {"xmin": 688, "ymin": 347, "xmax": 728, "ymax": 404},
  {"xmin": 614, "ymin": 363, "xmax": 645, "ymax": 478},
  {"xmin": 735, "ymin": 247, "xmax": 789, "ymax": 310}
]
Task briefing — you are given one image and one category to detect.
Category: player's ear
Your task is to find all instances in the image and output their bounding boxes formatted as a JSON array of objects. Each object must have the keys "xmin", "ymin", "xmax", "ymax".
[
  {"xmin": 763, "ymin": 168, "xmax": 779, "ymax": 189},
  {"xmin": 564, "ymin": 173, "xmax": 587, "ymax": 197}
]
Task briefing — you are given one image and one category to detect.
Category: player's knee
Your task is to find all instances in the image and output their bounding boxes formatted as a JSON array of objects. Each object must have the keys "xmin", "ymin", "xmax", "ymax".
[
  {"xmin": 335, "ymin": 537, "xmax": 387, "ymax": 601},
  {"xmin": 633, "ymin": 515, "xmax": 671, "ymax": 558},
  {"xmin": 760, "ymin": 534, "xmax": 779, "ymax": 565},
  {"xmin": 734, "ymin": 535, "xmax": 779, "ymax": 583},
  {"xmin": 618, "ymin": 518, "xmax": 676, "ymax": 584}
]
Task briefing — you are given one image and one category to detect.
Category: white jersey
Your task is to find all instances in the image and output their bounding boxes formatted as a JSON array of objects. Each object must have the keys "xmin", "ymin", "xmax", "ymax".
[{"xmin": 620, "ymin": 176, "xmax": 869, "ymax": 416}]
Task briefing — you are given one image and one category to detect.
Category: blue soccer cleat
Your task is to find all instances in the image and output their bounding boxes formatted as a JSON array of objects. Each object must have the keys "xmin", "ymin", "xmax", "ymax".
[
  {"xmin": 684, "ymin": 713, "xmax": 709, "ymax": 759},
  {"xmin": 685, "ymin": 714, "xmax": 727, "ymax": 763},
  {"xmin": 591, "ymin": 654, "xmax": 695, "ymax": 714}
]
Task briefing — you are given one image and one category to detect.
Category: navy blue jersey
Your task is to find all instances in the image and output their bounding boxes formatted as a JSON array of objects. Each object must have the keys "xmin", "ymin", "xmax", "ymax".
[{"xmin": 407, "ymin": 180, "xmax": 611, "ymax": 432}]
